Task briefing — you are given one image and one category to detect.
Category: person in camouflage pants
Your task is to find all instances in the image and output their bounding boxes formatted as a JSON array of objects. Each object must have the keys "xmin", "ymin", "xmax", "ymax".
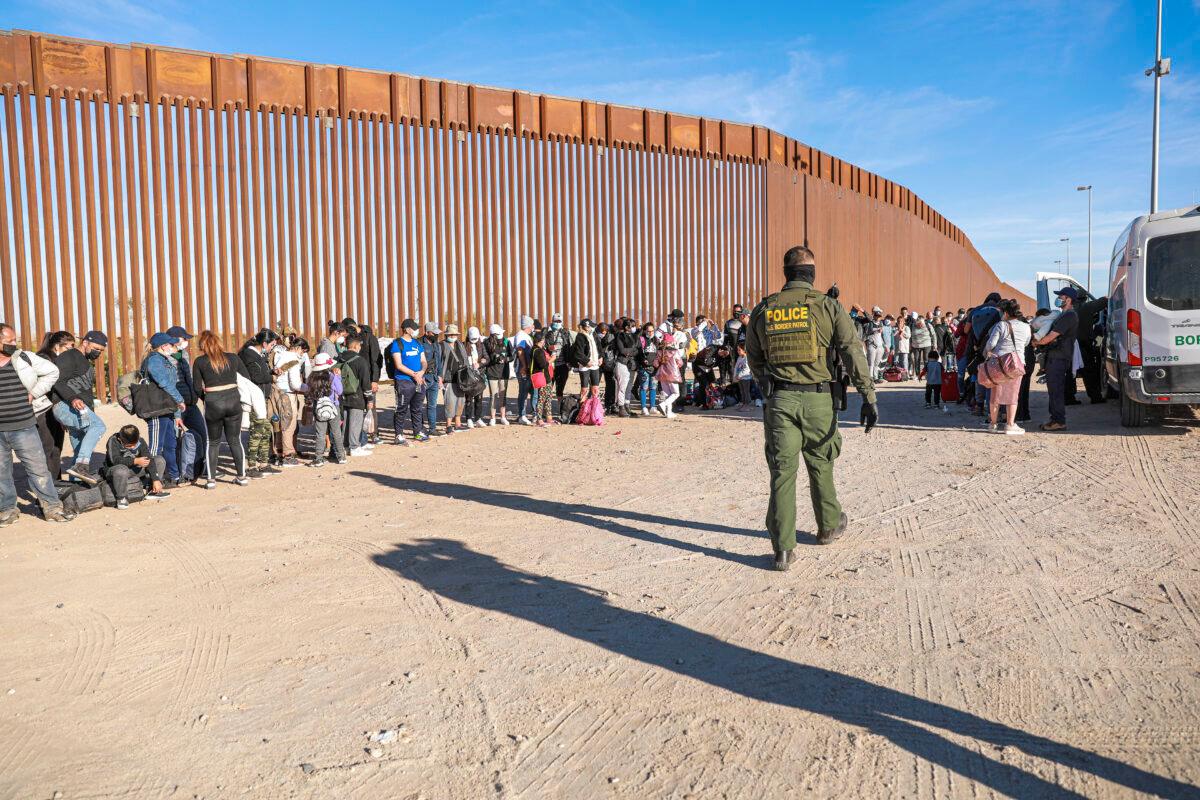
[{"xmin": 246, "ymin": 411, "xmax": 273, "ymax": 472}]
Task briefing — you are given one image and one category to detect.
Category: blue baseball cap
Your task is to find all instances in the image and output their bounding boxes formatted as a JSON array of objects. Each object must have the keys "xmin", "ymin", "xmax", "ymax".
[
  {"xmin": 1054, "ymin": 286, "xmax": 1080, "ymax": 301},
  {"xmin": 148, "ymin": 332, "xmax": 175, "ymax": 348},
  {"xmin": 166, "ymin": 325, "xmax": 193, "ymax": 341}
]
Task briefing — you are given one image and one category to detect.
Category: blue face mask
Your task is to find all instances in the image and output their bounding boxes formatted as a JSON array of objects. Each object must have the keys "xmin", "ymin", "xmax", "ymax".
[
  {"xmin": 1054, "ymin": 297, "xmax": 1066, "ymax": 309},
  {"xmin": 552, "ymin": 322, "xmax": 562, "ymax": 331}
]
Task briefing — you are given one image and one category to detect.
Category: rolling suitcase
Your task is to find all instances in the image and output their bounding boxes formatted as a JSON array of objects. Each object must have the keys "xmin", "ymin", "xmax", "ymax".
[{"xmin": 941, "ymin": 369, "xmax": 960, "ymax": 402}]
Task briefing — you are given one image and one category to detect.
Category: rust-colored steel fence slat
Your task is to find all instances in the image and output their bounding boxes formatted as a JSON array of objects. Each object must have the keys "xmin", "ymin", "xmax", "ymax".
[{"xmin": 0, "ymin": 30, "xmax": 1025, "ymax": 400}]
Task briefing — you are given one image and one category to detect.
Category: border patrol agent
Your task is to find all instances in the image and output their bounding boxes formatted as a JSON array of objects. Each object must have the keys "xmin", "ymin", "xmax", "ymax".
[{"xmin": 747, "ymin": 246, "xmax": 879, "ymax": 571}]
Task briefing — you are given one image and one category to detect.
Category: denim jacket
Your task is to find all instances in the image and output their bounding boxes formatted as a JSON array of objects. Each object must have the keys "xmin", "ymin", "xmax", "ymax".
[{"xmin": 143, "ymin": 351, "xmax": 184, "ymax": 417}]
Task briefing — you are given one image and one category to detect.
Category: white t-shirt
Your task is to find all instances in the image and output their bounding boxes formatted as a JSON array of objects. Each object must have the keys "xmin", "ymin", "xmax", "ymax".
[{"xmin": 896, "ymin": 327, "xmax": 911, "ymax": 354}]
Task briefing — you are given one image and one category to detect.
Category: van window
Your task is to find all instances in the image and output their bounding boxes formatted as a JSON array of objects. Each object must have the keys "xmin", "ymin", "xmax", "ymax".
[{"xmin": 1146, "ymin": 230, "xmax": 1200, "ymax": 311}]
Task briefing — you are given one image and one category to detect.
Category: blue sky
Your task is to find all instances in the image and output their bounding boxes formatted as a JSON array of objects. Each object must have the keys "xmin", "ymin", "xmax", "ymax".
[{"xmin": 9, "ymin": 0, "xmax": 1200, "ymax": 297}]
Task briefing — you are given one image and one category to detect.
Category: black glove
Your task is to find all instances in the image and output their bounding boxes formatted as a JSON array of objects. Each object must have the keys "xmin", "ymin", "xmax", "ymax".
[{"xmin": 860, "ymin": 401, "xmax": 878, "ymax": 434}]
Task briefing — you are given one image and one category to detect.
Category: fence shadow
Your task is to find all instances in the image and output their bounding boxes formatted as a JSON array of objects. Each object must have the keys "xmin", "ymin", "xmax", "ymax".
[{"xmin": 376, "ymin": 538, "xmax": 1200, "ymax": 799}]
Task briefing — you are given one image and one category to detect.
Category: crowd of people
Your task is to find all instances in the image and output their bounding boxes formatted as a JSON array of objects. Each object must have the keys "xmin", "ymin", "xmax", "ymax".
[
  {"xmin": 0, "ymin": 283, "xmax": 1087, "ymax": 526},
  {"xmin": 847, "ymin": 284, "xmax": 1091, "ymax": 434}
]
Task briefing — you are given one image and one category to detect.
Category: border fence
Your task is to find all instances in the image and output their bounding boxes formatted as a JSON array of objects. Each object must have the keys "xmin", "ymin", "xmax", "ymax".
[{"xmin": 0, "ymin": 30, "xmax": 1027, "ymax": 399}]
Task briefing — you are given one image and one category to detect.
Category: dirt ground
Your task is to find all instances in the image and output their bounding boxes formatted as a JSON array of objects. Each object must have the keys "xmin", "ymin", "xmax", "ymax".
[{"xmin": 1, "ymin": 381, "xmax": 1199, "ymax": 799}]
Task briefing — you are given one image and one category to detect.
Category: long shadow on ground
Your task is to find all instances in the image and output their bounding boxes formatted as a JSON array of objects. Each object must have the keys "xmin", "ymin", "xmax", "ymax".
[{"xmin": 374, "ymin": 537, "xmax": 1199, "ymax": 799}]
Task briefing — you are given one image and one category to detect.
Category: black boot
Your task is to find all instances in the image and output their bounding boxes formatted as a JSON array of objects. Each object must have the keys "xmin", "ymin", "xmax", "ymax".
[
  {"xmin": 773, "ymin": 550, "xmax": 795, "ymax": 571},
  {"xmin": 817, "ymin": 512, "xmax": 849, "ymax": 545}
]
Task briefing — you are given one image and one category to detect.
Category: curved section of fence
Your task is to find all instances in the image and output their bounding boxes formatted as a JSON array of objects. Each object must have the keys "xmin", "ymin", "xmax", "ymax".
[{"xmin": 0, "ymin": 29, "xmax": 1026, "ymax": 397}]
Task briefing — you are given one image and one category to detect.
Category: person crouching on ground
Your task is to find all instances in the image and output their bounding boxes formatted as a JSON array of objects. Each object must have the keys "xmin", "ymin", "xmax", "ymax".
[
  {"xmin": 102, "ymin": 424, "xmax": 171, "ymax": 508},
  {"xmin": 305, "ymin": 353, "xmax": 346, "ymax": 466}
]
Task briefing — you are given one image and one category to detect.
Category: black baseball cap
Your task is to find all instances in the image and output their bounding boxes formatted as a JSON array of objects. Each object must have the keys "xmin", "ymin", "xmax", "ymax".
[
  {"xmin": 1054, "ymin": 286, "xmax": 1080, "ymax": 301},
  {"xmin": 166, "ymin": 325, "xmax": 193, "ymax": 341},
  {"xmin": 82, "ymin": 330, "xmax": 108, "ymax": 347},
  {"xmin": 401, "ymin": 318, "xmax": 419, "ymax": 331}
]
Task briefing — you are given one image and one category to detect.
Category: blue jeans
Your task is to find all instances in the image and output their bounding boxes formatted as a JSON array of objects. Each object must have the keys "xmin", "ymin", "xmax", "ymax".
[
  {"xmin": 0, "ymin": 425, "xmax": 63, "ymax": 511},
  {"xmin": 178, "ymin": 404, "xmax": 207, "ymax": 480},
  {"xmin": 638, "ymin": 368, "xmax": 657, "ymax": 408},
  {"xmin": 394, "ymin": 379, "xmax": 425, "ymax": 437},
  {"xmin": 515, "ymin": 374, "xmax": 532, "ymax": 418},
  {"xmin": 424, "ymin": 381, "xmax": 441, "ymax": 431},
  {"xmin": 51, "ymin": 401, "xmax": 107, "ymax": 469},
  {"xmin": 147, "ymin": 415, "xmax": 181, "ymax": 481}
]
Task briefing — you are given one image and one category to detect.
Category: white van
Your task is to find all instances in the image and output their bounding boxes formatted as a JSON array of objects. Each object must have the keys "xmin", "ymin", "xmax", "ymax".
[{"xmin": 1102, "ymin": 205, "xmax": 1200, "ymax": 427}]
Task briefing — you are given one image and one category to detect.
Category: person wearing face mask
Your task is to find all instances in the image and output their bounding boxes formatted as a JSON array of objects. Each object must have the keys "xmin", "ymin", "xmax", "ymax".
[
  {"xmin": 49, "ymin": 330, "xmax": 109, "ymax": 487},
  {"xmin": 569, "ymin": 318, "xmax": 602, "ymax": 403},
  {"xmin": 613, "ymin": 319, "xmax": 639, "ymax": 417},
  {"xmin": 544, "ymin": 312, "xmax": 572, "ymax": 411},
  {"xmin": 0, "ymin": 322, "xmax": 72, "ymax": 526},
  {"xmin": 636, "ymin": 323, "xmax": 659, "ymax": 415},
  {"xmin": 142, "ymin": 332, "xmax": 188, "ymax": 486},
  {"xmin": 1033, "ymin": 286, "xmax": 1080, "ymax": 431},
  {"xmin": 318, "ymin": 322, "xmax": 347, "ymax": 360},
  {"xmin": 440, "ymin": 324, "xmax": 468, "ymax": 433},
  {"xmin": 167, "ymin": 325, "xmax": 207, "ymax": 486},
  {"xmin": 462, "ymin": 326, "xmax": 488, "ymax": 428},
  {"xmin": 35, "ymin": 331, "xmax": 74, "ymax": 480},
  {"xmin": 483, "ymin": 323, "xmax": 513, "ymax": 426},
  {"xmin": 388, "ymin": 319, "xmax": 428, "ymax": 445}
]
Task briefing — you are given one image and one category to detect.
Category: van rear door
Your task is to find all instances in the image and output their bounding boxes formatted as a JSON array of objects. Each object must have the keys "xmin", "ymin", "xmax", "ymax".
[
  {"xmin": 1035, "ymin": 272, "xmax": 1090, "ymax": 310},
  {"xmin": 1139, "ymin": 228, "xmax": 1200, "ymax": 396}
]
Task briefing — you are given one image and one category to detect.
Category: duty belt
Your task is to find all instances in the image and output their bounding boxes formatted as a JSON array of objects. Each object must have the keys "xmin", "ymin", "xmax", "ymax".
[{"xmin": 775, "ymin": 381, "xmax": 826, "ymax": 393}]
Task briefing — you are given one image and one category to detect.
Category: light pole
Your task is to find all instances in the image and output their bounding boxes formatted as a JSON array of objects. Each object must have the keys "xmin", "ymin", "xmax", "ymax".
[
  {"xmin": 1077, "ymin": 185, "xmax": 1092, "ymax": 293},
  {"xmin": 1060, "ymin": 237, "xmax": 1071, "ymax": 278},
  {"xmin": 1145, "ymin": 0, "xmax": 1170, "ymax": 213}
]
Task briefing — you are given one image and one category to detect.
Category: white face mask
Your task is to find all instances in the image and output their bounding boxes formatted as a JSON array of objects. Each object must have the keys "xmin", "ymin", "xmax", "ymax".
[
  {"xmin": 178, "ymin": 340, "xmax": 188, "ymax": 350},
  {"xmin": 447, "ymin": 336, "xmax": 459, "ymax": 343}
]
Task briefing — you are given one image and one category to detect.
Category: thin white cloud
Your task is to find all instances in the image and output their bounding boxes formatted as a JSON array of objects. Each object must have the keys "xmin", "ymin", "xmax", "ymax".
[{"xmin": 22, "ymin": 0, "xmax": 201, "ymax": 47}]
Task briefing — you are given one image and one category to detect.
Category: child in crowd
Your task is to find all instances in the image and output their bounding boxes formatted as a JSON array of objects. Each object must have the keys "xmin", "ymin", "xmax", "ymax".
[
  {"xmin": 101, "ymin": 424, "xmax": 171, "ymax": 508},
  {"xmin": 530, "ymin": 331, "xmax": 556, "ymax": 427},
  {"xmin": 924, "ymin": 350, "xmax": 944, "ymax": 409},
  {"xmin": 734, "ymin": 344, "xmax": 754, "ymax": 410},
  {"xmin": 304, "ymin": 353, "xmax": 346, "ymax": 467},
  {"xmin": 655, "ymin": 334, "xmax": 682, "ymax": 419}
]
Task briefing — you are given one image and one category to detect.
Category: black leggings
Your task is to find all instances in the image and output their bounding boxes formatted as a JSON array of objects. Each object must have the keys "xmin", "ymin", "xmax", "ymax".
[
  {"xmin": 925, "ymin": 384, "xmax": 942, "ymax": 405},
  {"xmin": 203, "ymin": 391, "xmax": 245, "ymax": 479}
]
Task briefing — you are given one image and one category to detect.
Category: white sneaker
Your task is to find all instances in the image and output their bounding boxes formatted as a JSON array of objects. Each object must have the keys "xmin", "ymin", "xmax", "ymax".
[
  {"xmin": 488, "ymin": 419, "xmax": 497, "ymax": 427},
  {"xmin": 499, "ymin": 417, "xmax": 510, "ymax": 426},
  {"xmin": 1005, "ymin": 424, "xmax": 1025, "ymax": 436},
  {"xmin": 641, "ymin": 407, "xmax": 650, "ymax": 416},
  {"xmin": 666, "ymin": 409, "xmax": 677, "ymax": 419},
  {"xmin": 363, "ymin": 442, "xmax": 376, "ymax": 450},
  {"xmin": 475, "ymin": 419, "xmax": 486, "ymax": 428},
  {"xmin": 518, "ymin": 416, "xmax": 531, "ymax": 426},
  {"xmin": 350, "ymin": 447, "xmax": 371, "ymax": 457},
  {"xmin": 466, "ymin": 419, "xmax": 475, "ymax": 429}
]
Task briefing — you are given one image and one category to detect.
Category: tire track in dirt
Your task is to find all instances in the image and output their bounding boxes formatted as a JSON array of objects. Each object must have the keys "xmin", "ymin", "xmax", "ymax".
[
  {"xmin": 154, "ymin": 532, "xmax": 231, "ymax": 728},
  {"xmin": 1122, "ymin": 436, "xmax": 1194, "ymax": 546},
  {"xmin": 50, "ymin": 606, "xmax": 115, "ymax": 697}
]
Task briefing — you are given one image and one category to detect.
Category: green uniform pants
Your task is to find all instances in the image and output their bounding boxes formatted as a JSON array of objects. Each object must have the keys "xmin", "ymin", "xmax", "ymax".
[{"xmin": 763, "ymin": 389, "xmax": 843, "ymax": 552}]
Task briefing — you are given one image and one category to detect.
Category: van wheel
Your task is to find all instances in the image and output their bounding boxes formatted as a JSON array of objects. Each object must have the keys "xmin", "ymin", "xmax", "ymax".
[{"xmin": 1119, "ymin": 384, "xmax": 1147, "ymax": 428}]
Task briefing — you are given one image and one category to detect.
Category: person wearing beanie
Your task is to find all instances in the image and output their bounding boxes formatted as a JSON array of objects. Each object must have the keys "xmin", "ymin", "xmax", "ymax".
[
  {"xmin": 483, "ymin": 323, "xmax": 513, "ymax": 426},
  {"xmin": 513, "ymin": 315, "xmax": 536, "ymax": 424}
]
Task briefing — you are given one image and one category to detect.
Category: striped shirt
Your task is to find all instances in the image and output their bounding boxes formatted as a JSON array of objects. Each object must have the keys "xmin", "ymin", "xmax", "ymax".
[{"xmin": 0, "ymin": 360, "xmax": 35, "ymax": 432}]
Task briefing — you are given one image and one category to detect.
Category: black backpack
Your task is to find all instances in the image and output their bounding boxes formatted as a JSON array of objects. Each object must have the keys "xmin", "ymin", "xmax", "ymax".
[{"xmin": 558, "ymin": 395, "xmax": 581, "ymax": 425}]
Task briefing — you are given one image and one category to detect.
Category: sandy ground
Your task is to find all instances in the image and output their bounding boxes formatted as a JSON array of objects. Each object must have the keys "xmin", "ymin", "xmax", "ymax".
[{"xmin": 1, "ymin": 380, "xmax": 1199, "ymax": 800}]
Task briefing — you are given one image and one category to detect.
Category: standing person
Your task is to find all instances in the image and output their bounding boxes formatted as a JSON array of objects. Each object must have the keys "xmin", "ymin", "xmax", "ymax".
[
  {"xmin": 35, "ymin": 331, "xmax": 72, "ymax": 481},
  {"xmin": 636, "ymin": 323, "xmax": 659, "ymax": 416},
  {"xmin": 1015, "ymin": 313, "xmax": 1039, "ymax": 424},
  {"xmin": 865, "ymin": 311, "xmax": 885, "ymax": 382},
  {"xmin": 723, "ymin": 303, "xmax": 745, "ymax": 346},
  {"xmin": 894, "ymin": 318, "xmax": 911, "ymax": 379},
  {"xmin": 1076, "ymin": 293, "xmax": 1108, "ymax": 404},
  {"xmin": 239, "ymin": 329, "xmax": 279, "ymax": 475},
  {"xmin": 655, "ymin": 334, "xmax": 682, "ymax": 418},
  {"xmin": 544, "ymin": 312, "xmax": 572, "ymax": 410},
  {"xmin": 597, "ymin": 322, "xmax": 618, "ymax": 412},
  {"xmin": 983, "ymin": 299, "xmax": 1032, "ymax": 434},
  {"xmin": 167, "ymin": 326, "xmax": 206, "ymax": 485},
  {"xmin": 420, "ymin": 322, "xmax": 444, "ymax": 435},
  {"xmin": 462, "ymin": 327, "xmax": 487, "ymax": 428},
  {"xmin": 343, "ymin": 317, "xmax": 382, "ymax": 445},
  {"xmin": 50, "ymin": 330, "xmax": 108, "ymax": 485},
  {"xmin": 388, "ymin": 319, "xmax": 428, "ymax": 446},
  {"xmin": 1034, "ymin": 287, "xmax": 1080, "ymax": 432},
  {"xmin": 968, "ymin": 293, "xmax": 1003, "ymax": 414},
  {"xmin": 569, "ymin": 318, "xmax": 602, "ymax": 403},
  {"xmin": 192, "ymin": 330, "xmax": 252, "ymax": 487},
  {"xmin": 880, "ymin": 315, "xmax": 896, "ymax": 368},
  {"xmin": 102, "ymin": 424, "xmax": 171, "ymax": 507},
  {"xmin": 910, "ymin": 318, "xmax": 932, "ymax": 379},
  {"xmin": 317, "ymin": 322, "xmax": 345, "ymax": 360},
  {"xmin": 272, "ymin": 337, "xmax": 305, "ymax": 467},
  {"xmin": 530, "ymin": 331, "xmax": 556, "ymax": 427},
  {"xmin": 734, "ymin": 343, "xmax": 754, "ymax": 410},
  {"xmin": 746, "ymin": 246, "xmax": 878, "ymax": 572},
  {"xmin": 0, "ymin": 323, "xmax": 72, "ymax": 525},
  {"xmin": 337, "ymin": 333, "xmax": 371, "ymax": 456},
  {"xmin": 483, "ymin": 323, "xmax": 512, "ymax": 426},
  {"xmin": 305, "ymin": 353, "xmax": 346, "ymax": 466},
  {"xmin": 924, "ymin": 351, "xmax": 944, "ymax": 409},
  {"xmin": 513, "ymin": 316, "xmax": 535, "ymax": 425},
  {"xmin": 613, "ymin": 319, "xmax": 638, "ymax": 417},
  {"xmin": 440, "ymin": 325, "xmax": 468, "ymax": 433},
  {"xmin": 143, "ymin": 333, "xmax": 187, "ymax": 486}
]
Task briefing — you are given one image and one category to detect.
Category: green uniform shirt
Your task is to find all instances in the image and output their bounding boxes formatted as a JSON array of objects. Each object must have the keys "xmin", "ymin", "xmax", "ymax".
[{"xmin": 746, "ymin": 279, "xmax": 876, "ymax": 404}]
